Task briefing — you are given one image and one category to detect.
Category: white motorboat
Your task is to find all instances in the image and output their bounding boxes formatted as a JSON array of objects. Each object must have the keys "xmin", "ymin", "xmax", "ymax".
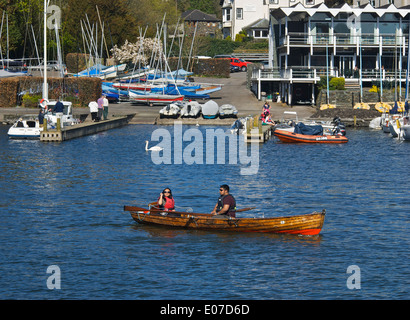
[
  {"xmin": 159, "ymin": 103, "xmax": 181, "ymax": 118},
  {"xmin": 388, "ymin": 114, "xmax": 403, "ymax": 138},
  {"xmin": 180, "ymin": 101, "xmax": 201, "ymax": 118},
  {"xmin": 229, "ymin": 117, "xmax": 251, "ymax": 135},
  {"xmin": 219, "ymin": 104, "xmax": 238, "ymax": 118},
  {"xmin": 401, "ymin": 118, "xmax": 410, "ymax": 141},
  {"xmin": 369, "ymin": 117, "xmax": 382, "ymax": 129},
  {"xmin": 44, "ymin": 100, "xmax": 78, "ymax": 128},
  {"xmin": 7, "ymin": 116, "xmax": 43, "ymax": 139}
]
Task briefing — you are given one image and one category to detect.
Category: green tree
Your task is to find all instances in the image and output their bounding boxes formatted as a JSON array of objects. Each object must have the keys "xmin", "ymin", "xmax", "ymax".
[{"xmin": 64, "ymin": 0, "xmax": 138, "ymax": 55}]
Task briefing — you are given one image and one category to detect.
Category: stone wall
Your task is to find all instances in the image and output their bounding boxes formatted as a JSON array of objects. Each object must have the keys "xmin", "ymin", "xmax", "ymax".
[{"xmin": 316, "ymin": 88, "xmax": 402, "ymax": 109}]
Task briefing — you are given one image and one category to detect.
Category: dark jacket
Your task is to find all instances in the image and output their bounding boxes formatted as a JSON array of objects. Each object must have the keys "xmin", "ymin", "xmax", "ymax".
[{"xmin": 53, "ymin": 101, "xmax": 64, "ymax": 113}]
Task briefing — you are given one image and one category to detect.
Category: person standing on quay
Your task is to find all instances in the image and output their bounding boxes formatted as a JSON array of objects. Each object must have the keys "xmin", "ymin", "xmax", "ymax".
[
  {"xmin": 102, "ymin": 95, "xmax": 109, "ymax": 120},
  {"xmin": 97, "ymin": 95, "xmax": 104, "ymax": 121}
]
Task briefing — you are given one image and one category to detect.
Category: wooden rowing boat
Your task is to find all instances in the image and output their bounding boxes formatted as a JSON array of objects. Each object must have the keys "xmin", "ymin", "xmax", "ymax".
[
  {"xmin": 273, "ymin": 128, "xmax": 348, "ymax": 144},
  {"xmin": 124, "ymin": 206, "xmax": 326, "ymax": 235}
]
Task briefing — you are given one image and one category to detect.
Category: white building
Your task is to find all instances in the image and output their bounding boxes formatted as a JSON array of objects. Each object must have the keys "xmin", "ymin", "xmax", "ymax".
[
  {"xmin": 220, "ymin": 0, "xmax": 325, "ymax": 40},
  {"xmin": 250, "ymin": 3, "xmax": 410, "ymax": 104},
  {"xmin": 353, "ymin": 1, "xmax": 409, "ymax": 7}
]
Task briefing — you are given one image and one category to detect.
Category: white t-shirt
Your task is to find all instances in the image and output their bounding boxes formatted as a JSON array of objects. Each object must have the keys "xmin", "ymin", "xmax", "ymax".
[
  {"xmin": 103, "ymin": 97, "xmax": 109, "ymax": 107},
  {"xmin": 88, "ymin": 101, "xmax": 98, "ymax": 113}
]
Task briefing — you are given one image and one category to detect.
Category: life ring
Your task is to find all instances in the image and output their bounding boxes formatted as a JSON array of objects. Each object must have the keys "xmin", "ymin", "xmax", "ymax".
[{"xmin": 40, "ymin": 98, "xmax": 49, "ymax": 108}]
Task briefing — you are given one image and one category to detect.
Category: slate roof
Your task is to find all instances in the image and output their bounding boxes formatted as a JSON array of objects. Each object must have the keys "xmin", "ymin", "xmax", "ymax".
[
  {"xmin": 244, "ymin": 18, "xmax": 269, "ymax": 30},
  {"xmin": 181, "ymin": 9, "xmax": 220, "ymax": 22}
]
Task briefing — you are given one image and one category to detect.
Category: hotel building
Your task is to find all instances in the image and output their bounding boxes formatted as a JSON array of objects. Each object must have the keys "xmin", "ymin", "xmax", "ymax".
[{"xmin": 251, "ymin": 2, "xmax": 410, "ymax": 105}]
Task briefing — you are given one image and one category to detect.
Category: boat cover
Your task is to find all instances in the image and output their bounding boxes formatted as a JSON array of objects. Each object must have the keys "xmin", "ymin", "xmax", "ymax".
[
  {"xmin": 389, "ymin": 102, "xmax": 399, "ymax": 114},
  {"xmin": 201, "ymin": 100, "xmax": 219, "ymax": 116},
  {"xmin": 294, "ymin": 122, "xmax": 323, "ymax": 135}
]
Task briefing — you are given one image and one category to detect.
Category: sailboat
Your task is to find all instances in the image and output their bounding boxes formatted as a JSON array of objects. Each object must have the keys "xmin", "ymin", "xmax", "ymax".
[{"xmin": 41, "ymin": 1, "xmax": 77, "ymax": 129}]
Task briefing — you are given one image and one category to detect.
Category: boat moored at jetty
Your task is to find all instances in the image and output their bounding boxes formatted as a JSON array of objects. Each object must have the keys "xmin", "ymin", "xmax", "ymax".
[{"xmin": 273, "ymin": 122, "xmax": 348, "ymax": 144}]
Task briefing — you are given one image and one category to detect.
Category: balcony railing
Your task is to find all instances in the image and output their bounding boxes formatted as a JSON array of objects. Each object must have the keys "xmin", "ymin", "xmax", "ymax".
[
  {"xmin": 279, "ymin": 32, "xmax": 407, "ymax": 47},
  {"xmin": 252, "ymin": 66, "xmax": 408, "ymax": 82}
]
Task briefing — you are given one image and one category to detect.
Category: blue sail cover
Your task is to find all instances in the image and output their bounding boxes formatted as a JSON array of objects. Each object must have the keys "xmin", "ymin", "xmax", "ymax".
[
  {"xmin": 294, "ymin": 122, "xmax": 323, "ymax": 135},
  {"xmin": 390, "ymin": 102, "xmax": 399, "ymax": 114}
]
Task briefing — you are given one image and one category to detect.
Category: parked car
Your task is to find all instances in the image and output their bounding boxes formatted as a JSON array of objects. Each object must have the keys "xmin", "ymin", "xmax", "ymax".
[
  {"xmin": 214, "ymin": 55, "xmax": 250, "ymax": 72},
  {"xmin": 230, "ymin": 65, "xmax": 240, "ymax": 73},
  {"xmin": 28, "ymin": 60, "xmax": 66, "ymax": 72},
  {"xmin": 229, "ymin": 58, "xmax": 250, "ymax": 72}
]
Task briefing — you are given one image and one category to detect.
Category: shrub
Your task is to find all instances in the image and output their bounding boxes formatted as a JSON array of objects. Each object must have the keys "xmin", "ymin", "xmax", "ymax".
[
  {"xmin": 329, "ymin": 77, "xmax": 345, "ymax": 90},
  {"xmin": 0, "ymin": 76, "xmax": 101, "ymax": 108},
  {"xmin": 21, "ymin": 93, "xmax": 42, "ymax": 108}
]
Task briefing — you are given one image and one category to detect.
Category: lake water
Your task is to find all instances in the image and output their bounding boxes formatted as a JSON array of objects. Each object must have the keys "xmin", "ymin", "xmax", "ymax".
[{"xmin": 0, "ymin": 123, "xmax": 409, "ymax": 300}]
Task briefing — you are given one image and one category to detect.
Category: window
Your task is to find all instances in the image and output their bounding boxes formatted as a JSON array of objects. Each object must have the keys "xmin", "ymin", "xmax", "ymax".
[
  {"xmin": 226, "ymin": 8, "xmax": 231, "ymax": 21},
  {"xmin": 236, "ymin": 8, "xmax": 243, "ymax": 20},
  {"xmin": 306, "ymin": 0, "xmax": 314, "ymax": 4},
  {"xmin": 369, "ymin": 0, "xmax": 375, "ymax": 6},
  {"xmin": 269, "ymin": 0, "xmax": 279, "ymax": 4}
]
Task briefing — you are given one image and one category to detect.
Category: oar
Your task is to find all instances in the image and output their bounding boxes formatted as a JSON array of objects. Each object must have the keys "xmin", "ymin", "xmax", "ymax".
[
  {"xmin": 236, "ymin": 207, "xmax": 256, "ymax": 212},
  {"xmin": 124, "ymin": 205, "xmax": 256, "ymax": 217}
]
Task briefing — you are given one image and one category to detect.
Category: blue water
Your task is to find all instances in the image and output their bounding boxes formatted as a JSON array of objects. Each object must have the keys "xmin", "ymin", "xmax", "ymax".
[{"xmin": 0, "ymin": 124, "xmax": 409, "ymax": 300}]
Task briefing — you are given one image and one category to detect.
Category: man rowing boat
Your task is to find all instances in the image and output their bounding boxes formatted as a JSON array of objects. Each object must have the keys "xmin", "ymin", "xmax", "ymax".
[{"xmin": 211, "ymin": 184, "xmax": 236, "ymax": 218}]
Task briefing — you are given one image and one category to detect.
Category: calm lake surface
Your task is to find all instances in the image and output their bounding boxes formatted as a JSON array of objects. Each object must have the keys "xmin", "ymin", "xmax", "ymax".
[{"xmin": 0, "ymin": 123, "xmax": 409, "ymax": 300}]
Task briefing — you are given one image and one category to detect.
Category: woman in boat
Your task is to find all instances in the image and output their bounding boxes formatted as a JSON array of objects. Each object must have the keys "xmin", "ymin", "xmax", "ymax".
[
  {"xmin": 158, "ymin": 188, "xmax": 175, "ymax": 211},
  {"xmin": 211, "ymin": 184, "xmax": 236, "ymax": 218}
]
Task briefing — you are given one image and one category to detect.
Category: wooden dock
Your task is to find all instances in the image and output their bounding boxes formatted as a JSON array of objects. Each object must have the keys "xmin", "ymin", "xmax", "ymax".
[
  {"xmin": 40, "ymin": 114, "xmax": 135, "ymax": 142},
  {"xmin": 245, "ymin": 116, "xmax": 273, "ymax": 143}
]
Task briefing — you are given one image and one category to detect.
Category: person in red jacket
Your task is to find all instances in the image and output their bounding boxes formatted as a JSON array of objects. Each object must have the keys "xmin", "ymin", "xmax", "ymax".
[{"xmin": 158, "ymin": 188, "xmax": 175, "ymax": 211}]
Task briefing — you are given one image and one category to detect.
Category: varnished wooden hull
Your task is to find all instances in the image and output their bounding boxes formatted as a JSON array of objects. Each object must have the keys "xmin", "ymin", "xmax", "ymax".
[
  {"xmin": 124, "ymin": 206, "xmax": 326, "ymax": 235},
  {"xmin": 274, "ymin": 129, "xmax": 348, "ymax": 144}
]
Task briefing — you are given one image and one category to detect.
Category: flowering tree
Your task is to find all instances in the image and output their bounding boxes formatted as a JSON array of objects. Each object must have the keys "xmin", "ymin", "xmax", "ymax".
[{"xmin": 110, "ymin": 37, "xmax": 163, "ymax": 65}]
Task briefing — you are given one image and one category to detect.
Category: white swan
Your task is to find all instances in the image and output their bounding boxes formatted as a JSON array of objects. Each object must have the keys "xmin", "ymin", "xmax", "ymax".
[{"xmin": 145, "ymin": 140, "xmax": 163, "ymax": 152}]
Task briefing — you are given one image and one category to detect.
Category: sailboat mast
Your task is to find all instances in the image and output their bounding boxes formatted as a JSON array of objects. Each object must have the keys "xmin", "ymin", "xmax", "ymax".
[{"xmin": 43, "ymin": 0, "xmax": 48, "ymax": 100}]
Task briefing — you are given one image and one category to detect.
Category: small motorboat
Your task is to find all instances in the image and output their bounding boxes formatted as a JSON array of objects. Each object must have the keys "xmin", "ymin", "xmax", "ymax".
[
  {"xmin": 7, "ymin": 116, "xmax": 42, "ymax": 139},
  {"xmin": 401, "ymin": 119, "xmax": 410, "ymax": 141},
  {"xmin": 369, "ymin": 117, "xmax": 382, "ymax": 130},
  {"xmin": 159, "ymin": 103, "xmax": 181, "ymax": 118},
  {"xmin": 180, "ymin": 100, "xmax": 201, "ymax": 118},
  {"xmin": 273, "ymin": 122, "xmax": 348, "ymax": 144},
  {"xmin": 124, "ymin": 205, "xmax": 326, "ymax": 236},
  {"xmin": 219, "ymin": 104, "xmax": 238, "ymax": 118},
  {"xmin": 229, "ymin": 117, "xmax": 250, "ymax": 135},
  {"xmin": 388, "ymin": 115, "xmax": 403, "ymax": 138}
]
